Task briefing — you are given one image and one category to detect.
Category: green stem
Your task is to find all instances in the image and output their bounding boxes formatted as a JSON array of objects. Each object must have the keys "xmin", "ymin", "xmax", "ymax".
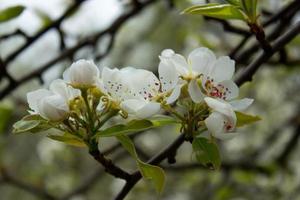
[
  {"xmin": 81, "ymin": 89, "xmax": 95, "ymax": 135},
  {"xmin": 94, "ymin": 110, "xmax": 119, "ymax": 131},
  {"xmin": 162, "ymin": 104, "xmax": 185, "ymax": 121}
]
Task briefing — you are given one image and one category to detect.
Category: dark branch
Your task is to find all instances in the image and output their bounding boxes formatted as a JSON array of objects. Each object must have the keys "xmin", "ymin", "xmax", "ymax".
[
  {"xmin": 0, "ymin": 167, "xmax": 57, "ymax": 200},
  {"xmin": 0, "ymin": 0, "xmax": 160, "ymax": 100},
  {"xmin": 235, "ymin": 22, "xmax": 300, "ymax": 86}
]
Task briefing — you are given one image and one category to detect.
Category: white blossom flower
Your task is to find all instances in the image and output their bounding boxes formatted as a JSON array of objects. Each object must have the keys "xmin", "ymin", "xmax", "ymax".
[
  {"xmin": 27, "ymin": 79, "xmax": 80, "ymax": 121},
  {"xmin": 159, "ymin": 48, "xmax": 239, "ymax": 103},
  {"xmin": 100, "ymin": 67, "xmax": 161, "ymax": 119},
  {"xmin": 204, "ymin": 97, "xmax": 253, "ymax": 140},
  {"xmin": 63, "ymin": 59, "xmax": 100, "ymax": 87}
]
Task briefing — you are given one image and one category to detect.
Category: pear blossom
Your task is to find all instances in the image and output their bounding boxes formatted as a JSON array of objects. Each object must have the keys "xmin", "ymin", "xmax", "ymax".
[
  {"xmin": 159, "ymin": 48, "xmax": 239, "ymax": 103},
  {"xmin": 27, "ymin": 79, "xmax": 80, "ymax": 121},
  {"xmin": 100, "ymin": 67, "xmax": 161, "ymax": 119},
  {"xmin": 63, "ymin": 59, "xmax": 100, "ymax": 87},
  {"xmin": 204, "ymin": 97, "xmax": 253, "ymax": 139}
]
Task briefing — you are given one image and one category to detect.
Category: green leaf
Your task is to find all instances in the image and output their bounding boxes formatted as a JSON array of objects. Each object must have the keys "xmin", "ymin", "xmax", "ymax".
[
  {"xmin": 117, "ymin": 135, "xmax": 166, "ymax": 194},
  {"xmin": 225, "ymin": 0, "xmax": 241, "ymax": 6},
  {"xmin": 192, "ymin": 137, "xmax": 221, "ymax": 170},
  {"xmin": 116, "ymin": 134, "xmax": 137, "ymax": 158},
  {"xmin": 182, "ymin": 3, "xmax": 246, "ymax": 20},
  {"xmin": 137, "ymin": 161, "xmax": 166, "ymax": 194},
  {"xmin": 95, "ymin": 117, "xmax": 178, "ymax": 138},
  {"xmin": 96, "ymin": 120, "xmax": 153, "ymax": 138},
  {"xmin": 13, "ymin": 115, "xmax": 51, "ymax": 134},
  {"xmin": 0, "ymin": 6, "xmax": 25, "ymax": 23},
  {"xmin": 48, "ymin": 132, "xmax": 86, "ymax": 147},
  {"xmin": 235, "ymin": 111, "xmax": 261, "ymax": 127},
  {"xmin": 241, "ymin": 0, "xmax": 257, "ymax": 21}
]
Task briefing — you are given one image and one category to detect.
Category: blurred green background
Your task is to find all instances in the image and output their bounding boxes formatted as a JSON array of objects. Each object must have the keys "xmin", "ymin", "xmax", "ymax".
[{"xmin": 0, "ymin": 0, "xmax": 300, "ymax": 199}]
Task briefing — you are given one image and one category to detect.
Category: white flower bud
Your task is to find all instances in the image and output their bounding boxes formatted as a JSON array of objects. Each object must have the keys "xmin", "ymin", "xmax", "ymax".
[
  {"xmin": 63, "ymin": 59, "xmax": 99, "ymax": 86},
  {"xmin": 27, "ymin": 89, "xmax": 69, "ymax": 121},
  {"xmin": 37, "ymin": 95, "xmax": 69, "ymax": 121}
]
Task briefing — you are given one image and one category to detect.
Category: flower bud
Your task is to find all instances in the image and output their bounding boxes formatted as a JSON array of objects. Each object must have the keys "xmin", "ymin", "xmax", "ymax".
[
  {"xmin": 63, "ymin": 59, "xmax": 100, "ymax": 87},
  {"xmin": 37, "ymin": 95, "xmax": 69, "ymax": 121},
  {"xmin": 27, "ymin": 89, "xmax": 69, "ymax": 121}
]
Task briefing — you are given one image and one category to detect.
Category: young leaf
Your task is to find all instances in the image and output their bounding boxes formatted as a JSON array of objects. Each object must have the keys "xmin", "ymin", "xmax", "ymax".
[
  {"xmin": 117, "ymin": 135, "xmax": 166, "ymax": 194},
  {"xmin": 182, "ymin": 3, "xmax": 246, "ymax": 21},
  {"xmin": 95, "ymin": 117, "xmax": 178, "ymax": 138},
  {"xmin": 13, "ymin": 115, "xmax": 51, "ymax": 134},
  {"xmin": 95, "ymin": 120, "xmax": 153, "ymax": 138},
  {"xmin": 48, "ymin": 132, "xmax": 86, "ymax": 147},
  {"xmin": 192, "ymin": 137, "xmax": 221, "ymax": 170},
  {"xmin": 241, "ymin": 0, "xmax": 257, "ymax": 22},
  {"xmin": 225, "ymin": 0, "xmax": 241, "ymax": 6},
  {"xmin": 0, "ymin": 6, "xmax": 25, "ymax": 23},
  {"xmin": 235, "ymin": 111, "xmax": 261, "ymax": 127},
  {"xmin": 137, "ymin": 161, "xmax": 166, "ymax": 194}
]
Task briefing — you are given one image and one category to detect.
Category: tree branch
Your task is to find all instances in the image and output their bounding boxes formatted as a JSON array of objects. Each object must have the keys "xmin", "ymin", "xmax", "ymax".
[
  {"xmin": 0, "ymin": 0, "xmax": 160, "ymax": 100},
  {"xmin": 235, "ymin": 21, "xmax": 300, "ymax": 86},
  {"xmin": 0, "ymin": 167, "xmax": 57, "ymax": 200}
]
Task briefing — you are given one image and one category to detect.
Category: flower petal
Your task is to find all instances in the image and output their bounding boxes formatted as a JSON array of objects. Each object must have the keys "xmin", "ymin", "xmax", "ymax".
[
  {"xmin": 205, "ymin": 112, "xmax": 238, "ymax": 140},
  {"xmin": 64, "ymin": 59, "xmax": 99, "ymax": 85},
  {"xmin": 205, "ymin": 112, "xmax": 224, "ymax": 136},
  {"xmin": 210, "ymin": 56, "xmax": 235, "ymax": 82},
  {"xmin": 135, "ymin": 102, "xmax": 161, "ymax": 119},
  {"xmin": 204, "ymin": 97, "xmax": 236, "ymax": 125},
  {"xmin": 37, "ymin": 95, "xmax": 68, "ymax": 121},
  {"xmin": 121, "ymin": 100, "xmax": 160, "ymax": 119},
  {"xmin": 159, "ymin": 49, "xmax": 189, "ymax": 76},
  {"xmin": 188, "ymin": 80, "xmax": 204, "ymax": 103},
  {"xmin": 27, "ymin": 89, "xmax": 52, "ymax": 114},
  {"xmin": 213, "ymin": 131, "xmax": 239, "ymax": 140},
  {"xmin": 219, "ymin": 80, "xmax": 239, "ymax": 100},
  {"xmin": 121, "ymin": 67, "xmax": 160, "ymax": 100},
  {"xmin": 120, "ymin": 99, "xmax": 145, "ymax": 114},
  {"xmin": 229, "ymin": 98, "xmax": 254, "ymax": 111},
  {"xmin": 188, "ymin": 47, "xmax": 216, "ymax": 75},
  {"xmin": 158, "ymin": 60, "xmax": 179, "ymax": 92},
  {"xmin": 50, "ymin": 79, "xmax": 80, "ymax": 100},
  {"xmin": 166, "ymin": 84, "xmax": 183, "ymax": 104}
]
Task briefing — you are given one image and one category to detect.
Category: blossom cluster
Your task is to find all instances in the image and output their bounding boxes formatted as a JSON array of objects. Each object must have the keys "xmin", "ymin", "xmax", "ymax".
[{"xmin": 26, "ymin": 47, "xmax": 254, "ymax": 140}]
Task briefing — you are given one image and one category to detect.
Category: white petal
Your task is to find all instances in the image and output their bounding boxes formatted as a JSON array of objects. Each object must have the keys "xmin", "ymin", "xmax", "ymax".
[
  {"xmin": 205, "ymin": 112, "xmax": 224, "ymax": 136},
  {"xmin": 50, "ymin": 79, "xmax": 80, "ymax": 100},
  {"xmin": 229, "ymin": 98, "xmax": 254, "ymax": 111},
  {"xmin": 159, "ymin": 49, "xmax": 189, "ymax": 76},
  {"xmin": 135, "ymin": 102, "xmax": 161, "ymax": 119},
  {"xmin": 27, "ymin": 89, "xmax": 52, "ymax": 114},
  {"xmin": 210, "ymin": 56, "xmax": 235, "ymax": 82},
  {"xmin": 161, "ymin": 49, "xmax": 175, "ymax": 58},
  {"xmin": 204, "ymin": 97, "xmax": 236, "ymax": 125},
  {"xmin": 38, "ymin": 95, "xmax": 68, "ymax": 121},
  {"xmin": 66, "ymin": 59, "xmax": 100, "ymax": 85},
  {"xmin": 102, "ymin": 67, "xmax": 125, "ymax": 100},
  {"xmin": 213, "ymin": 132, "xmax": 239, "ymax": 140},
  {"xmin": 158, "ymin": 60, "xmax": 179, "ymax": 92},
  {"xmin": 120, "ymin": 99, "xmax": 145, "ymax": 114},
  {"xmin": 188, "ymin": 80, "xmax": 204, "ymax": 103},
  {"xmin": 219, "ymin": 80, "xmax": 239, "ymax": 100},
  {"xmin": 121, "ymin": 67, "xmax": 160, "ymax": 100},
  {"xmin": 188, "ymin": 47, "xmax": 216, "ymax": 74},
  {"xmin": 166, "ymin": 84, "xmax": 183, "ymax": 104},
  {"xmin": 205, "ymin": 112, "xmax": 238, "ymax": 140}
]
